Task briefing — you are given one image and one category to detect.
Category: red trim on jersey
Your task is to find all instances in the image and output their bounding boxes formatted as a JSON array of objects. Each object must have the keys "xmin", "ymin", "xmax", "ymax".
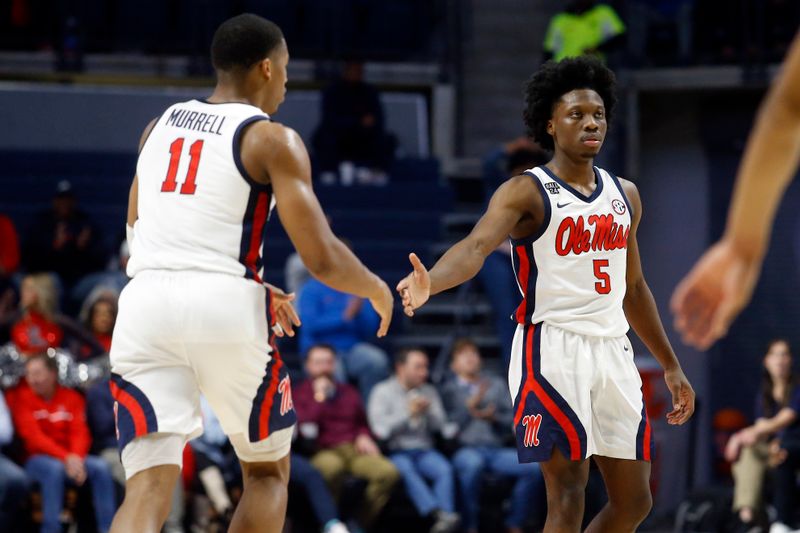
[
  {"xmin": 513, "ymin": 325, "xmax": 582, "ymax": 460},
  {"xmin": 643, "ymin": 411, "xmax": 652, "ymax": 461},
  {"xmin": 257, "ymin": 352, "xmax": 283, "ymax": 440},
  {"xmin": 109, "ymin": 381, "xmax": 147, "ymax": 438},
  {"xmin": 514, "ymin": 244, "xmax": 530, "ymax": 323},
  {"xmin": 244, "ymin": 191, "xmax": 270, "ymax": 283}
]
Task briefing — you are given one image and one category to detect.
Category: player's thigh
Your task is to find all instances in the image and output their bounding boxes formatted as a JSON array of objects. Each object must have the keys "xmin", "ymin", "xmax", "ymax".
[
  {"xmin": 540, "ymin": 446, "xmax": 590, "ymax": 494},
  {"xmin": 592, "ymin": 455, "xmax": 651, "ymax": 507}
]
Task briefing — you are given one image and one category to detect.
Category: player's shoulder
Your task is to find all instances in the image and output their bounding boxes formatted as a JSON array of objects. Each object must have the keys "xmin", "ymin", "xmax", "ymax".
[
  {"xmin": 244, "ymin": 120, "xmax": 307, "ymax": 160},
  {"xmin": 615, "ymin": 176, "xmax": 640, "ymax": 200}
]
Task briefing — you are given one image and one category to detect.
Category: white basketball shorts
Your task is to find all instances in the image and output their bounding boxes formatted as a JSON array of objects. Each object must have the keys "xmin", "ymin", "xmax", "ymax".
[
  {"xmin": 109, "ymin": 270, "xmax": 296, "ymax": 473},
  {"xmin": 508, "ymin": 322, "xmax": 653, "ymax": 463}
]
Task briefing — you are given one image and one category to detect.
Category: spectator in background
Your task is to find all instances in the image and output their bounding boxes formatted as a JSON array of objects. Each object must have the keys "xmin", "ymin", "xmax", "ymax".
[
  {"xmin": 189, "ymin": 396, "xmax": 235, "ymax": 528},
  {"xmin": 70, "ymin": 239, "xmax": 130, "ymax": 310},
  {"xmin": 0, "ymin": 213, "xmax": 20, "ymax": 344},
  {"xmin": 11, "ymin": 273, "xmax": 63, "ymax": 354},
  {"xmin": 298, "ymin": 277, "xmax": 390, "ymax": 400},
  {"xmin": 368, "ymin": 348, "xmax": 459, "ymax": 533},
  {"xmin": 85, "ymin": 378, "xmax": 185, "ymax": 533},
  {"xmin": 478, "ymin": 140, "xmax": 549, "ymax": 365},
  {"xmin": 23, "ymin": 180, "xmax": 106, "ymax": 289},
  {"xmin": 7, "ymin": 354, "xmax": 116, "ymax": 533},
  {"xmin": 78, "ymin": 288, "xmax": 118, "ymax": 356},
  {"xmin": 11, "ymin": 273, "xmax": 105, "ymax": 358},
  {"xmin": 294, "ymin": 344, "xmax": 399, "ymax": 529},
  {"xmin": 0, "ymin": 388, "xmax": 29, "ymax": 532},
  {"xmin": 285, "ymin": 251, "xmax": 312, "ymax": 296},
  {"xmin": 312, "ymin": 60, "xmax": 396, "ymax": 186},
  {"xmin": 440, "ymin": 339, "xmax": 543, "ymax": 533},
  {"xmin": 289, "ymin": 453, "xmax": 351, "ymax": 533},
  {"xmin": 0, "ymin": 212, "xmax": 20, "ymax": 284},
  {"xmin": 626, "ymin": 0, "xmax": 694, "ymax": 66},
  {"xmin": 725, "ymin": 339, "xmax": 800, "ymax": 532},
  {"xmin": 542, "ymin": 0, "xmax": 625, "ymax": 64}
]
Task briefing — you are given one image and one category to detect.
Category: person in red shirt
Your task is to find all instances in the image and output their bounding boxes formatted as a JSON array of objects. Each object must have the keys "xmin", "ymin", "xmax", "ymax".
[
  {"xmin": 0, "ymin": 213, "xmax": 20, "ymax": 279},
  {"xmin": 293, "ymin": 343, "xmax": 399, "ymax": 529},
  {"xmin": 79, "ymin": 290, "xmax": 117, "ymax": 356},
  {"xmin": 8, "ymin": 353, "xmax": 116, "ymax": 533},
  {"xmin": 10, "ymin": 273, "xmax": 63, "ymax": 355}
]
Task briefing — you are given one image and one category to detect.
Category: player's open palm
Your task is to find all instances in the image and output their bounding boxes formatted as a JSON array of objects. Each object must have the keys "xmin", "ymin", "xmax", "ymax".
[
  {"xmin": 369, "ymin": 279, "xmax": 394, "ymax": 338},
  {"xmin": 664, "ymin": 367, "xmax": 695, "ymax": 426},
  {"xmin": 671, "ymin": 239, "xmax": 761, "ymax": 350},
  {"xmin": 396, "ymin": 253, "xmax": 430, "ymax": 317}
]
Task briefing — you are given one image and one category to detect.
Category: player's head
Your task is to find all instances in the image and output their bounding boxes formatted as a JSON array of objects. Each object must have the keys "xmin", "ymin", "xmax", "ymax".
[
  {"xmin": 395, "ymin": 347, "xmax": 429, "ymax": 388},
  {"xmin": 450, "ymin": 338, "xmax": 482, "ymax": 379},
  {"xmin": 211, "ymin": 14, "xmax": 288, "ymax": 114},
  {"xmin": 523, "ymin": 56, "xmax": 616, "ymax": 159},
  {"xmin": 305, "ymin": 343, "xmax": 337, "ymax": 380}
]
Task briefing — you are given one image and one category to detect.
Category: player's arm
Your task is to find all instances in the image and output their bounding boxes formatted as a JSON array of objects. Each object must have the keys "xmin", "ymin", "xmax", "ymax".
[
  {"xmin": 672, "ymin": 31, "xmax": 800, "ymax": 348},
  {"xmin": 247, "ymin": 122, "xmax": 392, "ymax": 336},
  {"xmin": 397, "ymin": 175, "xmax": 540, "ymax": 315},
  {"xmin": 621, "ymin": 179, "xmax": 695, "ymax": 425},
  {"xmin": 126, "ymin": 118, "xmax": 159, "ymax": 231}
]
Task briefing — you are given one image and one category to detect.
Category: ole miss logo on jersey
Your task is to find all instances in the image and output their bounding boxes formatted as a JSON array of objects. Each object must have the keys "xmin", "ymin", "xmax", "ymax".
[
  {"xmin": 555, "ymin": 214, "xmax": 630, "ymax": 256},
  {"xmin": 278, "ymin": 375, "xmax": 294, "ymax": 416},
  {"xmin": 521, "ymin": 413, "xmax": 543, "ymax": 447}
]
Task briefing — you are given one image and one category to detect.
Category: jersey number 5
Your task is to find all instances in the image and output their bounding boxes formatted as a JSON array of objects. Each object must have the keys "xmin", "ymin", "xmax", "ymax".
[
  {"xmin": 593, "ymin": 259, "xmax": 611, "ymax": 294},
  {"xmin": 161, "ymin": 138, "xmax": 204, "ymax": 195}
]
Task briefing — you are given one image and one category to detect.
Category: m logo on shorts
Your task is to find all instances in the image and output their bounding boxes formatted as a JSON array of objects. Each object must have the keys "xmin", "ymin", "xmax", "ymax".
[
  {"xmin": 521, "ymin": 413, "xmax": 543, "ymax": 447},
  {"xmin": 278, "ymin": 375, "xmax": 293, "ymax": 416}
]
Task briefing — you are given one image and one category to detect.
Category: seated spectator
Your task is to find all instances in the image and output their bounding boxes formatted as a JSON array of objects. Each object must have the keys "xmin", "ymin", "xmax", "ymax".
[
  {"xmin": 84, "ymin": 377, "xmax": 184, "ymax": 531},
  {"xmin": 7, "ymin": 354, "xmax": 116, "ymax": 533},
  {"xmin": 11, "ymin": 273, "xmax": 105, "ymax": 358},
  {"xmin": 0, "ymin": 388, "xmax": 29, "ymax": 532},
  {"xmin": 22, "ymin": 180, "xmax": 106, "ymax": 290},
  {"xmin": 542, "ymin": 0, "xmax": 625, "ymax": 63},
  {"xmin": 368, "ymin": 348, "xmax": 460, "ymax": 533},
  {"xmin": 78, "ymin": 288, "xmax": 118, "ymax": 356},
  {"xmin": 285, "ymin": 251, "xmax": 312, "ymax": 296},
  {"xmin": 84, "ymin": 379, "xmax": 125, "ymax": 485},
  {"xmin": 478, "ymin": 139, "xmax": 550, "ymax": 365},
  {"xmin": 70, "ymin": 239, "xmax": 130, "ymax": 310},
  {"xmin": 190, "ymin": 396, "xmax": 236, "ymax": 527},
  {"xmin": 298, "ymin": 278, "xmax": 390, "ymax": 400},
  {"xmin": 440, "ymin": 339, "xmax": 543, "ymax": 533},
  {"xmin": 312, "ymin": 60, "xmax": 396, "ymax": 185},
  {"xmin": 0, "ymin": 212, "xmax": 20, "ymax": 288},
  {"xmin": 11, "ymin": 273, "xmax": 63, "ymax": 354},
  {"xmin": 290, "ymin": 453, "xmax": 351, "ymax": 533},
  {"xmin": 726, "ymin": 339, "xmax": 800, "ymax": 531},
  {"xmin": 294, "ymin": 344, "xmax": 399, "ymax": 529}
]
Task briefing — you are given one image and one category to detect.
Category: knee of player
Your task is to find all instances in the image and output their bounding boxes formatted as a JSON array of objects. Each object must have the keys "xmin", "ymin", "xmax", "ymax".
[
  {"xmin": 547, "ymin": 483, "xmax": 585, "ymax": 513},
  {"xmin": 613, "ymin": 489, "xmax": 652, "ymax": 523}
]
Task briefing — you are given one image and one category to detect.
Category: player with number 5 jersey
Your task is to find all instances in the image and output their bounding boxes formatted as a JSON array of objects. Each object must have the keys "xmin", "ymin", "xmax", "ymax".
[
  {"xmin": 109, "ymin": 14, "xmax": 394, "ymax": 533},
  {"xmin": 396, "ymin": 56, "xmax": 695, "ymax": 533}
]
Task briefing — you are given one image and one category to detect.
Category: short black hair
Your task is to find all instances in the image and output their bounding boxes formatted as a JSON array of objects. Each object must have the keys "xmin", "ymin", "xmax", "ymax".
[
  {"xmin": 211, "ymin": 14, "xmax": 284, "ymax": 72},
  {"xmin": 523, "ymin": 56, "xmax": 617, "ymax": 151}
]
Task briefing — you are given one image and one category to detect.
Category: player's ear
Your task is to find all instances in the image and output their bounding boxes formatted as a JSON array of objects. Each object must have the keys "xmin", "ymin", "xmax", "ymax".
[
  {"xmin": 546, "ymin": 119, "xmax": 554, "ymax": 136},
  {"xmin": 258, "ymin": 57, "xmax": 272, "ymax": 81}
]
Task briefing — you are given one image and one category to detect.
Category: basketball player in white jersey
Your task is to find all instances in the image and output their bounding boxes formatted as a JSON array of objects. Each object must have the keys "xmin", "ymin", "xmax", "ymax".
[
  {"xmin": 672, "ymin": 31, "xmax": 800, "ymax": 350},
  {"xmin": 397, "ymin": 56, "xmax": 695, "ymax": 533},
  {"xmin": 108, "ymin": 14, "xmax": 393, "ymax": 533}
]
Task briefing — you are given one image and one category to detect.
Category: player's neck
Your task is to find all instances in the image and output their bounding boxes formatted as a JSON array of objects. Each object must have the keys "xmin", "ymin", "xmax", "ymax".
[
  {"xmin": 207, "ymin": 86, "xmax": 257, "ymax": 107},
  {"xmin": 547, "ymin": 152, "xmax": 595, "ymax": 187}
]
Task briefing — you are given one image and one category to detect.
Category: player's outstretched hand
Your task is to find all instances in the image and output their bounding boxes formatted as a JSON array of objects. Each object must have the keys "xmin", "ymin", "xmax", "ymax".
[
  {"xmin": 396, "ymin": 253, "xmax": 431, "ymax": 317},
  {"xmin": 664, "ymin": 366, "xmax": 695, "ymax": 426},
  {"xmin": 671, "ymin": 240, "xmax": 761, "ymax": 350},
  {"xmin": 267, "ymin": 283, "xmax": 301, "ymax": 337},
  {"xmin": 369, "ymin": 279, "xmax": 394, "ymax": 338}
]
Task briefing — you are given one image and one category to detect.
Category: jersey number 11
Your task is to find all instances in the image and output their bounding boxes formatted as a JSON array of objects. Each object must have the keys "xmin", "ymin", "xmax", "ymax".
[{"xmin": 161, "ymin": 138, "xmax": 204, "ymax": 195}]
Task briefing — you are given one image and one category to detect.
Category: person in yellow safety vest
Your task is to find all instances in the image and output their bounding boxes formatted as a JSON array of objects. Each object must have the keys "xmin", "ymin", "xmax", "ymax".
[{"xmin": 543, "ymin": 0, "xmax": 626, "ymax": 63}]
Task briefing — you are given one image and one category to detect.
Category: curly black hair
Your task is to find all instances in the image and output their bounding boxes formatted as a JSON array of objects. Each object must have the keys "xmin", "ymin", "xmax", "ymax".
[{"xmin": 523, "ymin": 56, "xmax": 617, "ymax": 151}]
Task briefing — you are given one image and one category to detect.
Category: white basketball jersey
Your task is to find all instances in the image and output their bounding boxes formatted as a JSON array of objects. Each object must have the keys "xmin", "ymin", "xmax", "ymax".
[
  {"xmin": 511, "ymin": 166, "xmax": 632, "ymax": 337},
  {"xmin": 128, "ymin": 99, "xmax": 275, "ymax": 283}
]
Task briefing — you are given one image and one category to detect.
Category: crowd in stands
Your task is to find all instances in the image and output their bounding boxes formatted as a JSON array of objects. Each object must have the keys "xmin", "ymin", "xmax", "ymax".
[{"xmin": 0, "ymin": 175, "xmax": 551, "ymax": 532}]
